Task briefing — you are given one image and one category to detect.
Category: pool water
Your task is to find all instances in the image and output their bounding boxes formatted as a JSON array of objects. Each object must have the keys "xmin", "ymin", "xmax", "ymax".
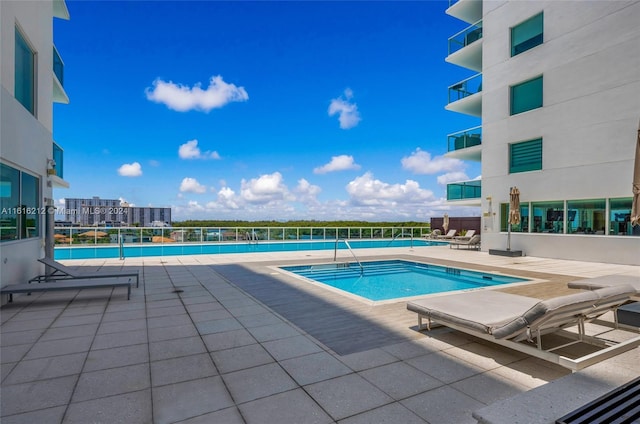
[
  {"xmin": 280, "ymin": 260, "xmax": 528, "ymax": 302},
  {"xmin": 54, "ymin": 239, "xmax": 443, "ymax": 260}
]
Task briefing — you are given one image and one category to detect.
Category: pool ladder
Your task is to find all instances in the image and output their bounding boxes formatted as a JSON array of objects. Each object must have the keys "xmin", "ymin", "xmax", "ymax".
[
  {"xmin": 333, "ymin": 239, "xmax": 364, "ymax": 275},
  {"xmin": 388, "ymin": 230, "xmax": 414, "ymax": 248}
]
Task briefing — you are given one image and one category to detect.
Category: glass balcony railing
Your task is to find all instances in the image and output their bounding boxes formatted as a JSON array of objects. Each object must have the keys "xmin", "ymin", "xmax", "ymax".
[
  {"xmin": 447, "ymin": 126, "xmax": 482, "ymax": 152},
  {"xmin": 53, "ymin": 45, "xmax": 64, "ymax": 86},
  {"xmin": 448, "ymin": 20, "xmax": 483, "ymax": 55},
  {"xmin": 52, "ymin": 142, "xmax": 64, "ymax": 179},
  {"xmin": 448, "ymin": 73, "xmax": 482, "ymax": 103},
  {"xmin": 447, "ymin": 180, "xmax": 481, "ymax": 201}
]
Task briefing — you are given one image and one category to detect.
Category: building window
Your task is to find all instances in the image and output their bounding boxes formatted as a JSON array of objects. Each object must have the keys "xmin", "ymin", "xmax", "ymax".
[
  {"xmin": 609, "ymin": 197, "xmax": 637, "ymax": 236},
  {"xmin": 511, "ymin": 12, "xmax": 544, "ymax": 56},
  {"xmin": 510, "ymin": 138, "xmax": 542, "ymax": 173},
  {"xmin": 510, "ymin": 76, "xmax": 543, "ymax": 115},
  {"xmin": 14, "ymin": 27, "xmax": 36, "ymax": 115},
  {"xmin": 500, "ymin": 202, "xmax": 529, "ymax": 232},
  {"xmin": 0, "ymin": 163, "xmax": 40, "ymax": 241},
  {"xmin": 531, "ymin": 201, "xmax": 563, "ymax": 233},
  {"xmin": 567, "ymin": 199, "xmax": 606, "ymax": 235}
]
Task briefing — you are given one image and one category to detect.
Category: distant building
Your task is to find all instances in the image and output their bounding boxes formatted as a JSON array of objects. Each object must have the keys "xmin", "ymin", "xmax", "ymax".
[{"xmin": 64, "ymin": 197, "xmax": 171, "ymax": 227}]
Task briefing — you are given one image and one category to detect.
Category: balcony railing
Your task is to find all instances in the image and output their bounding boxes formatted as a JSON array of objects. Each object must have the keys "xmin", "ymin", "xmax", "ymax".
[
  {"xmin": 447, "ymin": 126, "xmax": 482, "ymax": 152},
  {"xmin": 448, "ymin": 20, "xmax": 483, "ymax": 55},
  {"xmin": 447, "ymin": 180, "xmax": 481, "ymax": 201},
  {"xmin": 52, "ymin": 142, "xmax": 64, "ymax": 179},
  {"xmin": 51, "ymin": 226, "xmax": 433, "ymax": 246},
  {"xmin": 53, "ymin": 45, "xmax": 64, "ymax": 86},
  {"xmin": 448, "ymin": 73, "xmax": 482, "ymax": 104}
]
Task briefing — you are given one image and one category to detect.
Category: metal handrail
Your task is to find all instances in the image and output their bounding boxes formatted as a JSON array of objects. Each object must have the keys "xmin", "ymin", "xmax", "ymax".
[
  {"xmin": 389, "ymin": 231, "xmax": 414, "ymax": 248},
  {"xmin": 333, "ymin": 239, "xmax": 364, "ymax": 275}
]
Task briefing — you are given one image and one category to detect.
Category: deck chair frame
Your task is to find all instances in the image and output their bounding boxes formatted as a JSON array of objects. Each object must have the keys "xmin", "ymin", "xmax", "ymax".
[
  {"xmin": 30, "ymin": 257, "xmax": 139, "ymax": 287},
  {"xmin": 408, "ymin": 287, "xmax": 640, "ymax": 371}
]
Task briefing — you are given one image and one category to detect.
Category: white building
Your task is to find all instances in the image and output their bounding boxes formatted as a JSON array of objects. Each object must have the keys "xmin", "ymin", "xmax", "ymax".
[
  {"xmin": 1, "ymin": 0, "xmax": 70, "ymax": 288},
  {"xmin": 444, "ymin": 0, "xmax": 640, "ymax": 265},
  {"xmin": 64, "ymin": 197, "xmax": 172, "ymax": 227}
]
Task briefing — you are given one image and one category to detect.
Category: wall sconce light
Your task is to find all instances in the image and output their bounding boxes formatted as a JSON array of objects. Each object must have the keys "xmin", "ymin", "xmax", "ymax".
[{"xmin": 47, "ymin": 159, "xmax": 56, "ymax": 175}]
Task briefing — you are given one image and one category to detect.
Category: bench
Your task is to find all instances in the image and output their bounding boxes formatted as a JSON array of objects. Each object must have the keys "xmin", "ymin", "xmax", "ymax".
[{"xmin": 1, "ymin": 278, "xmax": 132, "ymax": 303}]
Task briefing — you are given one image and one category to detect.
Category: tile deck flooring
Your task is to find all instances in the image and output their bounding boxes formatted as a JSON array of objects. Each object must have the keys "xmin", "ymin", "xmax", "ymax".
[{"xmin": 1, "ymin": 245, "xmax": 639, "ymax": 423}]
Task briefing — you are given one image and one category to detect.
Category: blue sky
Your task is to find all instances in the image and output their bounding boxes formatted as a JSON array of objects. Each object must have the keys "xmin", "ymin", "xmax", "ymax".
[{"xmin": 53, "ymin": 0, "xmax": 481, "ymax": 221}]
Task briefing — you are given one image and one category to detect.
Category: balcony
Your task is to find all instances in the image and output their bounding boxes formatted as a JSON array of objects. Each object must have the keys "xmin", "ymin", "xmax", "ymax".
[
  {"xmin": 50, "ymin": 142, "xmax": 69, "ymax": 188},
  {"xmin": 446, "ymin": 126, "xmax": 482, "ymax": 161},
  {"xmin": 447, "ymin": 180, "xmax": 481, "ymax": 203},
  {"xmin": 446, "ymin": 0, "xmax": 482, "ymax": 25},
  {"xmin": 446, "ymin": 73, "xmax": 482, "ymax": 117},
  {"xmin": 52, "ymin": 45, "xmax": 69, "ymax": 104},
  {"xmin": 53, "ymin": 0, "xmax": 70, "ymax": 20},
  {"xmin": 446, "ymin": 20, "xmax": 482, "ymax": 72}
]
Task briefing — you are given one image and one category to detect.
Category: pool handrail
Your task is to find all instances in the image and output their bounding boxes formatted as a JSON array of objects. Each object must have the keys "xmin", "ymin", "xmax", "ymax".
[{"xmin": 334, "ymin": 239, "xmax": 364, "ymax": 275}]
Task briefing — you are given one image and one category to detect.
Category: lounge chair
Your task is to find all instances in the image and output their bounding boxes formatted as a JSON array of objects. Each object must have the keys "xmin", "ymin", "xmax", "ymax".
[
  {"xmin": 30, "ymin": 257, "xmax": 139, "ymax": 287},
  {"xmin": 449, "ymin": 235, "xmax": 481, "ymax": 250},
  {"xmin": 406, "ymin": 286, "xmax": 640, "ymax": 370},
  {"xmin": 428, "ymin": 229, "xmax": 442, "ymax": 239},
  {"xmin": 453, "ymin": 229, "xmax": 476, "ymax": 240},
  {"xmin": 436, "ymin": 229, "xmax": 457, "ymax": 240},
  {"xmin": 567, "ymin": 275, "xmax": 640, "ymax": 297},
  {"xmin": 1, "ymin": 278, "xmax": 132, "ymax": 302}
]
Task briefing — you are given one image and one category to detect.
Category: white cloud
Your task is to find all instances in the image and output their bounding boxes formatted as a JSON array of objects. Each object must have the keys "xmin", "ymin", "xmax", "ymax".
[
  {"xmin": 346, "ymin": 172, "xmax": 435, "ymax": 206},
  {"xmin": 293, "ymin": 178, "xmax": 321, "ymax": 205},
  {"xmin": 240, "ymin": 172, "xmax": 293, "ymax": 204},
  {"xmin": 178, "ymin": 139, "xmax": 221, "ymax": 160},
  {"xmin": 401, "ymin": 148, "xmax": 464, "ymax": 175},
  {"xmin": 328, "ymin": 89, "xmax": 361, "ymax": 129},
  {"xmin": 145, "ymin": 75, "xmax": 248, "ymax": 112},
  {"xmin": 118, "ymin": 162, "xmax": 142, "ymax": 177},
  {"xmin": 437, "ymin": 172, "xmax": 471, "ymax": 185},
  {"xmin": 314, "ymin": 155, "xmax": 361, "ymax": 174},
  {"xmin": 179, "ymin": 177, "xmax": 207, "ymax": 194}
]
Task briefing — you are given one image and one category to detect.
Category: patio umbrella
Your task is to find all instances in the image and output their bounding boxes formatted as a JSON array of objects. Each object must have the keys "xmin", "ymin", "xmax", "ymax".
[
  {"xmin": 443, "ymin": 213, "xmax": 449, "ymax": 233},
  {"xmin": 507, "ymin": 187, "xmax": 520, "ymax": 251},
  {"xmin": 632, "ymin": 119, "xmax": 640, "ymax": 226},
  {"xmin": 79, "ymin": 230, "xmax": 108, "ymax": 237}
]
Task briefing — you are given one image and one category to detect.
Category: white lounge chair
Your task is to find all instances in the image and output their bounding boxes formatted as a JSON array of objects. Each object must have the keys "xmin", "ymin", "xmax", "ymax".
[
  {"xmin": 449, "ymin": 235, "xmax": 481, "ymax": 250},
  {"xmin": 436, "ymin": 229, "xmax": 457, "ymax": 240},
  {"xmin": 453, "ymin": 229, "xmax": 476, "ymax": 240},
  {"xmin": 567, "ymin": 275, "xmax": 640, "ymax": 298},
  {"xmin": 30, "ymin": 257, "xmax": 139, "ymax": 287},
  {"xmin": 406, "ymin": 286, "xmax": 640, "ymax": 370}
]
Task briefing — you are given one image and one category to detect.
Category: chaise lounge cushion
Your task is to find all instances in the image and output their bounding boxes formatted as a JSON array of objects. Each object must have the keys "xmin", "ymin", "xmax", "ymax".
[
  {"xmin": 407, "ymin": 285, "xmax": 636, "ymax": 340},
  {"xmin": 567, "ymin": 275, "xmax": 640, "ymax": 293}
]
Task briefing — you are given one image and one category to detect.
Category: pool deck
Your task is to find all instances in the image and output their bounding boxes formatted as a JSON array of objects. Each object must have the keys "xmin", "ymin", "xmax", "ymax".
[{"xmin": 1, "ymin": 245, "xmax": 639, "ymax": 423}]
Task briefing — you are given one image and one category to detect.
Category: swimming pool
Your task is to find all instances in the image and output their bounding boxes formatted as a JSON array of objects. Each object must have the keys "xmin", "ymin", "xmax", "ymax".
[
  {"xmin": 54, "ymin": 239, "xmax": 444, "ymax": 260},
  {"xmin": 279, "ymin": 260, "xmax": 529, "ymax": 302}
]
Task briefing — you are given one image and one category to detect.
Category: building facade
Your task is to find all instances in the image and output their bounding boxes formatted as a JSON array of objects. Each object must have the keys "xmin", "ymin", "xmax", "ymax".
[
  {"xmin": 1, "ymin": 0, "xmax": 70, "ymax": 287},
  {"xmin": 64, "ymin": 197, "xmax": 171, "ymax": 227},
  {"xmin": 444, "ymin": 0, "xmax": 640, "ymax": 265}
]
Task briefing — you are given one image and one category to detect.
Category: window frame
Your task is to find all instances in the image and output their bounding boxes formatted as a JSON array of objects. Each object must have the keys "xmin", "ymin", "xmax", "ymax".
[
  {"xmin": 14, "ymin": 25, "xmax": 37, "ymax": 116},
  {"xmin": 511, "ymin": 12, "xmax": 544, "ymax": 57},
  {"xmin": 510, "ymin": 75, "xmax": 543, "ymax": 115},
  {"xmin": 509, "ymin": 138, "xmax": 543, "ymax": 174}
]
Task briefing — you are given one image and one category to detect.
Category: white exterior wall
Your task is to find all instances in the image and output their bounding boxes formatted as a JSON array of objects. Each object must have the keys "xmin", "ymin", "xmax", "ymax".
[
  {"xmin": 0, "ymin": 1, "xmax": 58, "ymax": 287},
  {"xmin": 478, "ymin": 0, "xmax": 640, "ymax": 265}
]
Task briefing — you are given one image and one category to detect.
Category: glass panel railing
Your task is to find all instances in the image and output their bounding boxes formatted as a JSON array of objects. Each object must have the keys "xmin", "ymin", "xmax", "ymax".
[
  {"xmin": 447, "ymin": 126, "xmax": 482, "ymax": 152},
  {"xmin": 448, "ymin": 20, "xmax": 483, "ymax": 55},
  {"xmin": 447, "ymin": 180, "xmax": 481, "ymax": 201},
  {"xmin": 53, "ymin": 45, "xmax": 64, "ymax": 86},
  {"xmin": 448, "ymin": 73, "xmax": 482, "ymax": 103},
  {"xmin": 52, "ymin": 142, "xmax": 64, "ymax": 179}
]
